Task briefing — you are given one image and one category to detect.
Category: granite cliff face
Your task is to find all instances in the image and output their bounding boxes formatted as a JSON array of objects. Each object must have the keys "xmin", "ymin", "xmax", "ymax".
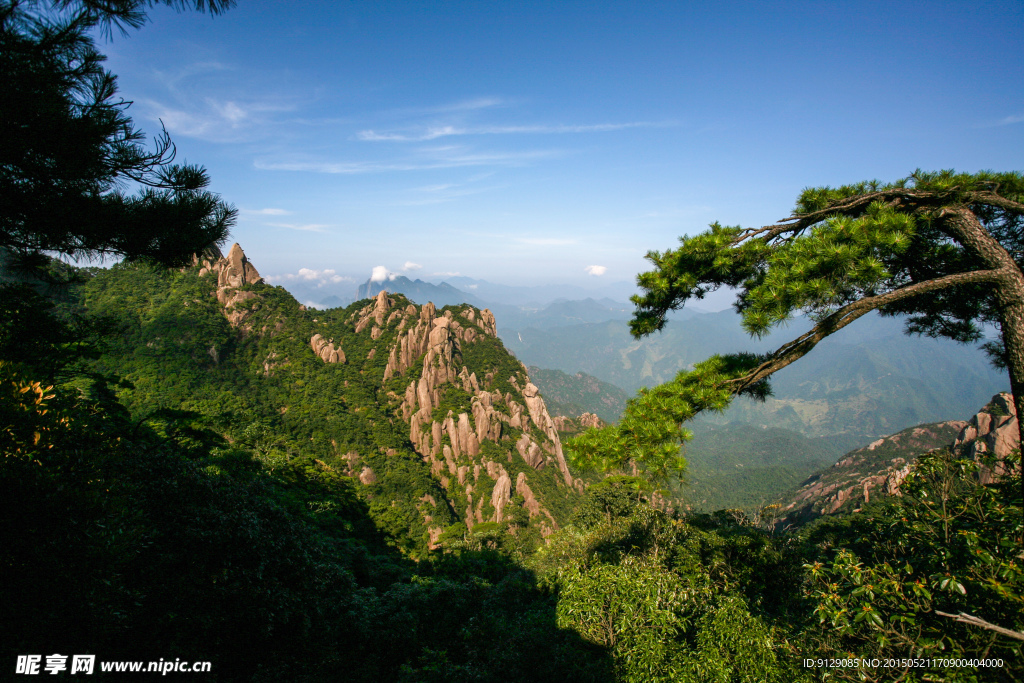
[
  {"xmin": 777, "ymin": 392, "xmax": 1019, "ymax": 526},
  {"xmin": 952, "ymin": 392, "xmax": 1020, "ymax": 484},
  {"xmin": 185, "ymin": 248, "xmax": 582, "ymax": 544},
  {"xmin": 350, "ymin": 290, "xmax": 579, "ymax": 536},
  {"xmin": 194, "ymin": 243, "xmax": 266, "ymax": 329}
]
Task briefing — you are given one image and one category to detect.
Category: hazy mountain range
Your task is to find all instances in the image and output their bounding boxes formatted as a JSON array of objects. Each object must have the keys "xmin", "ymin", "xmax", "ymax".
[{"xmin": 503, "ymin": 309, "xmax": 1008, "ymax": 441}]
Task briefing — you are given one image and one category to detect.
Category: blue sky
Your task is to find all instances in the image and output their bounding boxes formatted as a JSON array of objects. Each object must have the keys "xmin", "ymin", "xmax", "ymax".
[{"xmin": 102, "ymin": 0, "xmax": 1024, "ymax": 296}]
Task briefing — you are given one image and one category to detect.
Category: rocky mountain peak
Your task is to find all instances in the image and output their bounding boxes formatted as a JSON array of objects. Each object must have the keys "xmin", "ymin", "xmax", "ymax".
[
  {"xmin": 343, "ymin": 296, "xmax": 582, "ymax": 535},
  {"xmin": 197, "ymin": 243, "xmax": 263, "ymax": 289},
  {"xmin": 194, "ymin": 243, "xmax": 266, "ymax": 329}
]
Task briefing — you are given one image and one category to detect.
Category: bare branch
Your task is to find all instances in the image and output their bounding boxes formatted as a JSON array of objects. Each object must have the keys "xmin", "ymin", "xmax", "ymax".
[{"xmin": 934, "ymin": 611, "xmax": 1024, "ymax": 642}]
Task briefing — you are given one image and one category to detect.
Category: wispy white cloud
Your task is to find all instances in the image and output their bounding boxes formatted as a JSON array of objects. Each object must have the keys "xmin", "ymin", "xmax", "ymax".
[
  {"xmin": 585, "ymin": 265, "xmax": 608, "ymax": 276},
  {"xmin": 266, "ymin": 222, "xmax": 331, "ymax": 233},
  {"xmin": 403, "ymin": 261, "xmax": 423, "ymax": 271},
  {"xmin": 997, "ymin": 114, "xmax": 1024, "ymax": 126},
  {"xmin": 266, "ymin": 268, "xmax": 353, "ymax": 288},
  {"xmin": 432, "ymin": 271, "xmax": 460, "ymax": 277},
  {"xmin": 144, "ymin": 96, "xmax": 299, "ymax": 140},
  {"xmin": 413, "ymin": 183, "xmax": 457, "ymax": 193},
  {"xmin": 398, "ymin": 173, "xmax": 501, "ymax": 205},
  {"xmin": 359, "ymin": 126, "xmax": 460, "ymax": 142},
  {"xmin": 383, "ymin": 97, "xmax": 506, "ymax": 118},
  {"xmin": 516, "ymin": 237, "xmax": 578, "ymax": 246},
  {"xmin": 137, "ymin": 61, "xmax": 304, "ymax": 142},
  {"xmin": 433, "ymin": 97, "xmax": 505, "ymax": 112},
  {"xmin": 242, "ymin": 207, "xmax": 290, "ymax": 216},
  {"xmin": 640, "ymin": 206, "xmax": 714, "ymax": 219},
  {"xmin": 254, "ymin": 148, "xmax": 560, "ymax": 174},
  {"xmin": 357, "ymin": 121, "xmax": 669, "ymax": 142}
]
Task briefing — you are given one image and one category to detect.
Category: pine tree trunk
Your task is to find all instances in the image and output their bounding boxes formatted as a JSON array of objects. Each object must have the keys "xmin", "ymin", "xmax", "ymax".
[
  {"xmin": 998, "ymin": 297, "xmax": 1024, "ymax": 503},
  {"xmin": 940, "ymin": 205, "xmax": 1024, "ymax": 502}
]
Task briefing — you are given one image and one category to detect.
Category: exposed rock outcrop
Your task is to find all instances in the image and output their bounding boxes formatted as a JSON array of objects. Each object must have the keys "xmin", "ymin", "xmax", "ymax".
[
  {"xmin": 552, "ymin": 412, "xmax": 603, "ymax": 434},
  {"xmin": 366, "ymin": 296, "xmax": 575, "ymax": 526},
  {"xmin": 196, "ymin": 243, "xmax": 266, "ymax": 330},
  {"xmin": 779, "ymin": 393, "xmax": 1022, "ymax": 528},
  {"xmin": 310, "ymin": 334, "xmax": 346, "ymax": 364},
  {"xmin": 953, "ymin": 392, "xmax": 1021, "ymax": 484},
  {"xmin": 778, "ymin": 420, "xmax": 968, "ymax": 525},
  {"xmin": 491, "ymin": 470, "xmax": 512, "ymax": 522}
]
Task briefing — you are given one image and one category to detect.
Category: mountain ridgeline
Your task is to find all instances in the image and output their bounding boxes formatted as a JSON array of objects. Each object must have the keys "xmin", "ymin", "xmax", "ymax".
[
  {"xmin": 87, "ymin": 244, "xmax": 586, "ymax": 553},
  {"xmin": 776, "ymin": 392, "xmax": 1022, "ymax": 526},
  {"xmin": 5, "ymin": 246, "xmax": 1022, "ymax": 680}
]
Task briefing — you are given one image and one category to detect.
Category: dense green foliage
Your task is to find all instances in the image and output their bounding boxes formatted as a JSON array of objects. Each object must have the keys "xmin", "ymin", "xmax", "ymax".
[
  {"xmin": 0, "ymin": 269, "xmax": 615, "ymax": 680},
  {"xmin": 797, "ymin": 450, "xmax": 1023, "ymax": 681},
  {"xmin": 679, "ymin": 423, "xmax": 839, "ymax": 512},
  {"xmin": 533, "ymin": 456, "xmax": 1023, "ymax": 682}
]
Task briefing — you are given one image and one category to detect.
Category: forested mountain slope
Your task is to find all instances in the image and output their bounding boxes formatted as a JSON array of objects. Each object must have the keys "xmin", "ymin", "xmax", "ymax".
[
  {"xmin": 82, "ymin": 244, "xmax": 586, "ymax": 553},
  {"xmin": 526, "ymin": 366, "xmax": 629, "ymax": 423}
]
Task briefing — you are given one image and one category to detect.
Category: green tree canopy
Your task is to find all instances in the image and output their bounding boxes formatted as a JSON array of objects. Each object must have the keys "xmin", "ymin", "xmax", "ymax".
[
  {"xmin": 0, "ymin": 0, "xmax": 236, "ymax": 269},
  {"xmin": 568, "ymin": 170, "xmax": 1024, "ymax": 494}
]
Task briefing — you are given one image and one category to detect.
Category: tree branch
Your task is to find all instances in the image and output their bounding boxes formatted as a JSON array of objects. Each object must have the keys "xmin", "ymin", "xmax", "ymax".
[
  {"xmin": 733, "ymin": 185, "xmax": 1024, "ymax": 249},
  {"xmin": 968, "ymin": 191, "xmax": 1024, "ymax": 214},
  {"xmin": 723, "ymin": 268, "xmax": 1004, "ymax": 394},
  {"xmin": 934, "ymin": 611, "xmax": 1024, "ymax": 642}
]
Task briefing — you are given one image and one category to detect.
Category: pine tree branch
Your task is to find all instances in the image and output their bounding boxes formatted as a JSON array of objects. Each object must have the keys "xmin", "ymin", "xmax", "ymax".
[
  {"xmin": 724, "ymin": 268, "xmax": 1004, "ymax": 394},
  {"xmin": 733, "ymin": 187, "xmax": 1023, "ymax": 249}
]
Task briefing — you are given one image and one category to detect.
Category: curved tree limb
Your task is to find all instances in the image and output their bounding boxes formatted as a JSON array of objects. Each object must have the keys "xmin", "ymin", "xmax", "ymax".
[
  {"xmin": 733, "ymin": 187, "xmax": 1023, "ymax": 250},
  {"xmin": 724, "ymin": 268, "xmax": 1004, "ymax": 395}
]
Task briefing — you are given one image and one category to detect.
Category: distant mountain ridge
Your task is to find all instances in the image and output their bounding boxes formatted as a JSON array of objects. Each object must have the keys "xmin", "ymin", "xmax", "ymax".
[
  {"xmin": 356, "ymin": 275, "xmax": 488, "ymax": 309},
  {"xmin": 502, "ymin": 310, "xmax": 1008, "ymax": 443},
  {"xmin": 775, "ymin": 392, "xmax": 1021, "ymax": 527}
]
